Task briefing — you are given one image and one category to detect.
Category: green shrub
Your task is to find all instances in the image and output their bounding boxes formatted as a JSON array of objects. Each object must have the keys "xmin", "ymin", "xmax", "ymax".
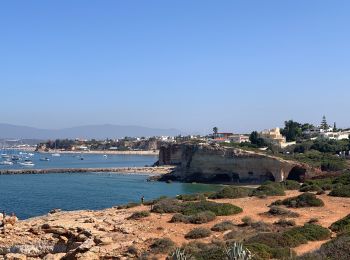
[
  {"xmin": 251, "ymin": 221, "xmax": 273, "ymax": 232},
  {"xmin": 211, "ymin": 221, "xmax": 235, "ymax": 232},
  {"xmin": 317, "ymin": 232, "xmax": 350, "ymax": 259},
  {"xmin": 283, "ymin": 224, "xmax": 331, "ymax": 247},
  {"xmin": 182, "ymin": 200, "xmax": 242, "ymax": 216},
  {"xmin": 267, "ymin": 206, "xmax": 299, "ymax": 217},
  {"xmin": 149, "ymin": 238, "xmax": 175, "ymax": 254},
  {"xmin": 241, "ymin": 216, "xmax": 253, "ymax": 226},
  {"xmin": 252, "ymin": 182, "xmax": 285, "ymax": 197},
  {"xmin": 208, "ymin": 186, "xmax": 253, "ymax": 199},
  {"xmin": 329, "ymin": 214, "xmax": 350, "ymax": 233},
  {"xmin": 117, "ymin": 202, "xmax": 141, "ymax": 209},
  {"xmin": 187, "ymin": 211, "xmax": 216, "ymax": 224},
  {"xmin": 127, "ymin": 210, "xmax": 150, "ymax": 220},
  {"xmin": 298, "ymin": 232, "xmax": 350, "ymax": 259},
  {"xmin": 143, "ymin": 195, "xmax": 168, "ymax": 205},
  {"xmin": 272, "ymin": 192, "xmax": 324, "ymax": 208},
  {"xmin": 281, "ymin": 180, "xmax": 301, "ymax": 190},
  {"xmin": 247, "ymin": 224, "xmax": 330, "ymax": 248},
  {"xmin": 177, "ymin": 193, "xmax": 206, "ymax": 201},
  {"xmin": 151, "ymin": 198, "xmax": 183, "ymax": 213},
  {"xmin": 170, "ymin": 213, "xmax": 189, "ymax": 223},
  {"xmin": 329, "ymin": 185, "xmax": 350, "ymax": 197},
  {"xmin": 274, "ymin": 218, "xmax": 296, "ymax": 227},
  {"xmin": 300, "ymin": 184, "xmax": 323, "ymax": 193},
  {"xmin": 247, "ymin": 233, "xmax": 290, "ymax": 248},
  {"xmin": 185, "ymin": 228, "xmax": 212, "ymax": 239},
  {"xmin": 333, "ymin": 172, "xmax": 350, "ymax": 185},
  {"xmin": 246, "ymin": 243, "xmax": 294, "ymax": 260}
]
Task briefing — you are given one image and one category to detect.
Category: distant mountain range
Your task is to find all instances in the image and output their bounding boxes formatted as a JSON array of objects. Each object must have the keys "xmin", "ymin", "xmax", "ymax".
[{"xmin": 0, "ymin": 123, "xmax": 184, "ymax": 140}]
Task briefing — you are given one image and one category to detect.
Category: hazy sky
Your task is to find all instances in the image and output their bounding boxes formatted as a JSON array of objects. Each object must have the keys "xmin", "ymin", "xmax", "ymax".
[{"xmin": 1, "ymin": 1, "xmax": 349, "ymax": 134}]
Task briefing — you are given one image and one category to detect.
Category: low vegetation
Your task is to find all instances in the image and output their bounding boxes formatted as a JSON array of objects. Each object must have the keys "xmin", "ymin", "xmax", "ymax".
[
  {"xmin": 247, "ymin": 224, "xmax": 331, "ymax": 248},
  {"xmin": 329, "ymin": 184, "xmax": 350, "ymax": 197},
  {"xmin": 185, "ymin": 227, "xmax": 212, "ymax": 239},
  {"xmin": 117, "ymin": 202, "xmax": 141, "ymax": 209},
  {"xmin": 252, "ymin": 181, "xmax": 286, "ymax": 197},
  {"xmin": 208, "ymin": 186, "xmax": 254, "ymax": 199},
  {"xmin": 298, "ymin": 232, "xmax": 350, "ymax": 260},
  {"xmin": 329, "ymin": 214, "xmax": 350, "ymax": 233},
  {"xmin": 266, "ymin": 206, "xmax": 299, "ymax": 217},
  {"xmin": 211, "ymin": 221, "xmax": 235, "ymax": 232},
  {"xmin": 127, "ymin": 210, "xmax": 150, "ymax": 220},
  {"xmin": 170, "ymin": 211, "xmax": 216, "ymax": 224},
  {"xmin": 281, "ymin": 180, "xmax": 301, "ymax": 190},
  {"xmin": 149, "ymin": 238, "xmax": 176, "ymax": 254},
  {"xmin": 152, "ymin": 198, "xmax": 243, "ymax": 217},
  {"xmin": 272, "ymin": 192, "xmax": 324, "ymax": 208},
  {"xmin": 177, "ymin": 193, "xmax": 206, "ymax": 201}
]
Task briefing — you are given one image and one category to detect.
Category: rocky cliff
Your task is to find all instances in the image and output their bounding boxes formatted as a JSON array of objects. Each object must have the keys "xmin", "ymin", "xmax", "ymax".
[{"xmin": 159, "ymin": 143, "xmax": 311, "ymax": 183}]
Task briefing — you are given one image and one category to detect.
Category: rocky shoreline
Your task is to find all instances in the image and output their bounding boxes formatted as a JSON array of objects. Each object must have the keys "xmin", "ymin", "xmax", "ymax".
[
  {"xmin": 0, "ymin": 166, "xmax": 174, "ymax": 176},
  {"xmin": 38, "ymin": 150, "xmax": 159, "ymax": 155},
  {"xmin": 1, "ymin": 190, "xmax": 349, "ymax": 259}
]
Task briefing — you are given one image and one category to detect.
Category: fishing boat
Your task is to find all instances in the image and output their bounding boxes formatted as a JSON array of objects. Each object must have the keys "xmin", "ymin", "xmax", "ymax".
[
  {"xmin": 11, "ymin": 155, "xmax": 20, "ymax": 161},
  {"xmin": 1, "ymin": 154, "xmax": 10, "ymax": 159},
  {"xmin": 19, "ymin": 161, "xmax": 35, "ymax": 167},
  {"xmin": 0, "ymin": 160, "xmax": 13, "ymax": 165}
]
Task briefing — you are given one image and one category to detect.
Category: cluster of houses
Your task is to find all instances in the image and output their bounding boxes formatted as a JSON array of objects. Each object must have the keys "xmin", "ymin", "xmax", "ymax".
[
  {"xmin": 211, "ymin": 124, "xmax": 350, "ymax": 149},
  {"xmin": 210, "ymin": 128, "xmax": 295, "ymax": 148}
]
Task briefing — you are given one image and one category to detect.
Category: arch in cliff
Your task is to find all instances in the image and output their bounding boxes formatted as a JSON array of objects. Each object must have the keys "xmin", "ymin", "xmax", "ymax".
[{"xmin": 287, "ymin": 166, "xmax": 307, "ymax": 182}]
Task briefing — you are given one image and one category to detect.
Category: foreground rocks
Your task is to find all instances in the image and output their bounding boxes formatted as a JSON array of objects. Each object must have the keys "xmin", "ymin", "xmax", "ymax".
[{"xmin": 0, "ymin": 191, "xmax": 349, "ymax": 259}]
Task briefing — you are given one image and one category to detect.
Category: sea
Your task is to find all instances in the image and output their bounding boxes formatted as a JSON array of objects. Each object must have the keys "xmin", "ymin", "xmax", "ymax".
[{"xmin": 0, "ymin": 151, "xmax": 221, "ymax": 219}]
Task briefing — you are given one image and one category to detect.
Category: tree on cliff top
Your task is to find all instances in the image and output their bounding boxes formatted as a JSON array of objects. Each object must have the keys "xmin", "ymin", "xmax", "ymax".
[
  {"xmin": 249, "ymin": 131, "xmax": 266, "ymax": 147},
  {"xmin": 281, "ymin": 120, "xmax": 302, "ymax": 142}
]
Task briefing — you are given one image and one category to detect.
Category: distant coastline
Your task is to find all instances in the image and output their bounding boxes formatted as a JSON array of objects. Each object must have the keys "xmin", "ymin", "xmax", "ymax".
[{"xmin": 38, "ymin": 149, "xmax": 159, "ymax": 156}]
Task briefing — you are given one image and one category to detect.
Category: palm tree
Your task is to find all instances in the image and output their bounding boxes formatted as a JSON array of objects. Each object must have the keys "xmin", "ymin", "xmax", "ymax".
[{"xmin": 213, "ymin": 127, "xmax": 218, "ymax": 135}]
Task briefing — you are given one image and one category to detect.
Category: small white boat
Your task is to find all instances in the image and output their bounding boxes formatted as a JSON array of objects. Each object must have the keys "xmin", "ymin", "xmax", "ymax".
[
  {"xmin": 103, "ymin": 154, "xmax": 108, "ymax": 158},
  {"xmin": 1, "ymin": 154, "xmax": 10, "ymax": 159},
  {"xmin": 0, "ymin": 160, "xmax": 13, "ymax": 165},
  {"xmin": 28, "ymin": 153, "xmax": 35, "ymax": 157},
  {"xmin": 40, "ymin": 157, "xmax": 50, "ymax": 161},
  {"xmin": 19, "ymin": 161, "xmax": 35, "ymax": 167},
  {"xmin": 52, "ymin": 153, "xmax": 61, "ymax": 157}
]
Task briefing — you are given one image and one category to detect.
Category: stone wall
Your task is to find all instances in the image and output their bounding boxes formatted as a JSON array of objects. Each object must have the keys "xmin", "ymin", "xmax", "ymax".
[{"xmin": 159, "ymin": 143, "xmax": 310, "ymax": 183}]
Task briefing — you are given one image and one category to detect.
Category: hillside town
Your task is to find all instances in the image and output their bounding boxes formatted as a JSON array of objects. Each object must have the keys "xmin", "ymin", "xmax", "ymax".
[{"xmin": 33, "ymin": 116, "xmax": 349, "ymax": 154}]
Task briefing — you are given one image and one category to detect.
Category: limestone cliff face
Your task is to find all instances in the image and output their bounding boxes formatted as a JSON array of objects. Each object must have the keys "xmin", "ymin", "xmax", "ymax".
[{"xmin": 159, "ymin": 143, "xmax": 309, "ymax": 183}]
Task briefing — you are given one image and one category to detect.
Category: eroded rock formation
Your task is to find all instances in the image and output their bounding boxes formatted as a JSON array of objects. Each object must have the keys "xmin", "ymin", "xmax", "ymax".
[{"xmin": 159, "ymin": 143, "xmax": 311, "ymax": 183}]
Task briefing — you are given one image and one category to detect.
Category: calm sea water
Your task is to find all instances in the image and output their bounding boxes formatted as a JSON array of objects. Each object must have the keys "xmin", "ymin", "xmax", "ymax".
[
  {"xmin": 0, "ymin": 151, "xmax": 158, "ymax": 169},
  {"xmin": 0, "ymin": 173, "xmax": 221, "ymax": 219}
]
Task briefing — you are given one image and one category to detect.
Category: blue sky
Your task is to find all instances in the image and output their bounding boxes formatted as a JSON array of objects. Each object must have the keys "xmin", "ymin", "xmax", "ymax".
[{"xmin": 1, "ymin": 1, "xmax": 349, "ymax": 134}]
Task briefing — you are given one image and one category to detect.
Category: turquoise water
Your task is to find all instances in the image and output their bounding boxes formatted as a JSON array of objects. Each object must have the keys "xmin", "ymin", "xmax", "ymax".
[
  {"xmin": 0, "ymin": 172, "xmax": 221, "ymax": 219},
  {"xmin": 0, "ymin": 151, "xmax": 158, "ymax": 169}
]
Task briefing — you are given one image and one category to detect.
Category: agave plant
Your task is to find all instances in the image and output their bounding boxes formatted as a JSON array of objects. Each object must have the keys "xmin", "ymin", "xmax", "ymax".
[
  {"xmin": 225, "ymin": 242, "xmax": 252, "ymax": 260},
  {"xmin": 170, "ymin": 248, "xmax": 190, "ymax": 260}
]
